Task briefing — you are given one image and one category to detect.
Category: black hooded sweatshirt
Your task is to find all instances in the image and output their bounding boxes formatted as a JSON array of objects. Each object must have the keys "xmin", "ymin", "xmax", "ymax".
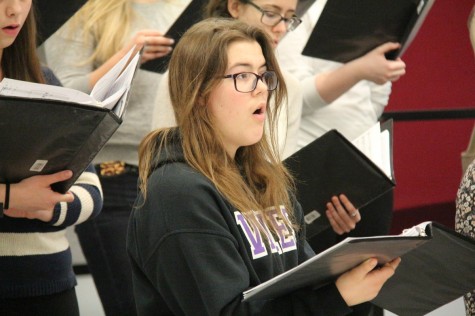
[{"xmin": 127, "ymin": 131, "xmax": 351, "ymax": 315}]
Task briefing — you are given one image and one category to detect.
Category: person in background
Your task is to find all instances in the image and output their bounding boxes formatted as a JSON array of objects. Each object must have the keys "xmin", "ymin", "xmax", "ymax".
[
  {"xmin": 277, "ymin": 0, "xmax": 405, "ymax": 278},
  {"xmin": 0, "ymin": 0, "xmax": 103, "ymax": 314},
  {"xmin": 42, "ymin": 0, "xmax": 190, "ymax": 314},
  {"xmin": 127, "ymin": 17, "xmax": 401, "ymax": 316},
  {"xmin": 455, "ymin": 5, "xmax": 475, "ymax": 316}
]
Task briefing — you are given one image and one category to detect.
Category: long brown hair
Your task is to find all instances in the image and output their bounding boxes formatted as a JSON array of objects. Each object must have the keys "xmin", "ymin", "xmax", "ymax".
[
  {"xmin": 139, "ymin": 18, "xmax": 297, "ymax": 235},
  {"xmin": 2, "ymin": 1, "xmax": 44, "ymax": 83}
]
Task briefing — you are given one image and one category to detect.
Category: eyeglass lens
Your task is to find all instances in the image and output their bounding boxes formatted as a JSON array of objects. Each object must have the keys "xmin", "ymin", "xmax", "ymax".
[{"xmin": 235, "ymin": 72, "xmax": 277, "ymax": 93}]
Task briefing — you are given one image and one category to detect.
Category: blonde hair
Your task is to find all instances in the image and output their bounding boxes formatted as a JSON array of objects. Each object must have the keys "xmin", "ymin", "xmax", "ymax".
[
  {"xmin": 139, "ymin": 18, "xmax": 297, "ymax": 235},
  {"xmin": 65, "ymin": 0, "xmax": 133, "ymax": 64}
]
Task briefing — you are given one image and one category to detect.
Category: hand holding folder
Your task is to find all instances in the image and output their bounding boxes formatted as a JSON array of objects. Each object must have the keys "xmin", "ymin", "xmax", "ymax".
[
  {"xmin": 140, "ymin": 0, "xmax": 206, "ymax": 74},
  {"xmin": 302, "ymin": 0, "xmax": 436, "ymax": 63},
  {"xmin": 243, "ymin": 221, "xmax": 475, "ymax": 316},
  {"xmin": 284, "ymin": 121, "xmax": 395, "ymax": 239},
  {"xmin": 0, "ymin": 46, "xmax": 140, "ymax": 193}
]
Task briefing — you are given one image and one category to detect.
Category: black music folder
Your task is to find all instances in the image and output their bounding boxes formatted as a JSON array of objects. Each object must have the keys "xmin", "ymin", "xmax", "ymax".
[
  {"xmin": 284, "ymin": 122, "xmax": 395, "ymax": 239},
  {"xmin": 372, "ymin": 222, "xmax": 475, "ymax": 316},
  {"xmin": 0, "ymin": 48, "xmax": 139, "ymax": 193},
  {"xmin": 140, "ymin": 0, "xmax": 205, "ymax": 74},
  {"xmin": 302, "ymin": 0, "xmax": 436, "ymax": 63},
  {"xmin": 243, "ymin": 221, "xmax": 475, "ymax": 316}
]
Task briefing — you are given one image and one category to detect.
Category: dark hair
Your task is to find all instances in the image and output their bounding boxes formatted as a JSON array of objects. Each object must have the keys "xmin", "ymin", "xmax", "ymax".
[{"xmin": 204, "ymin": 0, "xmax": 234, "ymax": 18}]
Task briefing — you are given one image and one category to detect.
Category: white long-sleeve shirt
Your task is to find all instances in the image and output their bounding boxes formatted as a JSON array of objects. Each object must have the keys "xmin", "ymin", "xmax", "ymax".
[{"xmin": 276, "ymin": 0, "xmax": 391, "ymax": 149}]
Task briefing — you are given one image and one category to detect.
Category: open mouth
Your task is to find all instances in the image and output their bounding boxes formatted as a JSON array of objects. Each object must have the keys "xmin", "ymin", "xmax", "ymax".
[
  {"xmin": 3, "ymin": 25, "xmax": 19, "ymax": 30},
  {"xmin": 253, "ymin": 105, "xmax": 266, "ymax": 115},
  {"xmin": 253, "ymin": 108, "xmax": 263, "ymax": 115}
]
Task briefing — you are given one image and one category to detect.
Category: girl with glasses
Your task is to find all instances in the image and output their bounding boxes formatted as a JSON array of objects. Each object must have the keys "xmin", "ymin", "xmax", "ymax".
[
  {"xmin": 153, "ymin": 0, "xmax": 361, "ymax": 247},
  {"xmin": 127, "ymin": 17, "xmax": 400, "ymax": 315},
  {"xmin": 206, "ymin": 0, "xmax": 367, "ymax": 264}
]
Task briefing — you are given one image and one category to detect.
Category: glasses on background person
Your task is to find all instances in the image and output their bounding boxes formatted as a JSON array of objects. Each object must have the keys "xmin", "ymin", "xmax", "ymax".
[
  {"xmin": 223, "ymin": 71, "xmax": 278, "ymax": 93},
  {"xmin": 245, "ymin": 0, "xmax": 302, "ymax": 32}
]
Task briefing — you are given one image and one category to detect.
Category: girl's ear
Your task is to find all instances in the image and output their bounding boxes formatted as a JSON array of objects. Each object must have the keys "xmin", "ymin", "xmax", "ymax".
[{"xmin": 227, "ymin": 0, "xmax": 241, "ymax": 19}]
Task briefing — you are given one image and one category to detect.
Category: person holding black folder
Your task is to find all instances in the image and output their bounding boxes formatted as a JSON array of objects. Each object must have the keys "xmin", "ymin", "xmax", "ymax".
[
  {"xmin": 42, "ymin": 0, "xmax": 189, "ymax": 315},
  {"xmin": 127, "ymin": 17, "xmax": 401, "ymax": 315},
  {"xmin": 0, "ymin": 1, "xmax": 103, "ymax": 314},
  {"xmin": 278, "ymin": 0, "xmax": 406, "ymax": 262}
]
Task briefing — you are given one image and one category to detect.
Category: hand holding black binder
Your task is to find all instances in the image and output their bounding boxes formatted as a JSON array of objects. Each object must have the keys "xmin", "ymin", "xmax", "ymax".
[
  {"xmin": 0, "ymin": 47, "xmax": 140, "ymax": 193},
  {"xmin": 302, "ymin": 0, "xmax": 436, "ymax": 63},
  {"xmin": 284, "ymin": 121, "xmax": 395, "ymax": 240},
  {"xmin": 243, "ymin": 221, "xmax": 475, "ymax": 316},
  {"xmin": 140, "ymin": 0, "xmax": 205, "ymax": 74}
]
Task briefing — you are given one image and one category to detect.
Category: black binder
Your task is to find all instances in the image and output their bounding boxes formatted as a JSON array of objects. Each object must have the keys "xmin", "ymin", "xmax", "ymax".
[
  {"xmin": 284, "ymin": 123, "xmax": 395, "ymax": 239},
  {"xmin": 243, "ymin": 229, "xmax": 427, "ymax": 302},
  {"xmin": 372, "ymin": 222, "xmax": 475, "ymax": 316},
  {"xmin": 243, "ymin": 221, "xmax": 475, "ymax": 316},
  {"xmin": 0, "ymin": 96, "xmax": 121, "ymax": 193},
  {"xmin": 0, "ymin": 47, "xmax": 139, "ymax": 193},
  {"xmin": 140, "ymin": 0, "xmax": 205, "ymax": 74},
  {"xmin": 301, "ymin": 0, "xmax": 435, "ymax": 63}
]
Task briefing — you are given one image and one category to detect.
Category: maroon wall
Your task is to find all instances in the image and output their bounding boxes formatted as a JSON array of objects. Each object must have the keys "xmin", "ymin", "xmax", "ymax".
[{"xmin": 386, "ymin": 0, "xmax": 475, "ymax": 232}]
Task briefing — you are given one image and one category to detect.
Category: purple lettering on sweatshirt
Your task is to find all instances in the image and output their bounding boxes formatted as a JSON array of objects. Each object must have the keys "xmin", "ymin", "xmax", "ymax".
[{"xmin": 235, "ymin": 212, "xmax": 267, "ymax": 259}]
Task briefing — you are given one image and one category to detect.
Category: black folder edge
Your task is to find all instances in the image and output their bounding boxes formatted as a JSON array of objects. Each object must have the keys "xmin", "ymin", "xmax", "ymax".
[
  {"xmin": 35, "ymin": 0, "xmax": 87, "ymax": 46},
  {"xmin": 0, "ymin": 95, "xmax": 122, "ymax": 194},
  {"xmin": 140, "ymin": 0, "xmax": 205, "ymax": 74},
  {"xmin": 284, "ymin": 125, "xmax": 395, "ymax": 239},
  {"xmin": 242, "ymin": 222, "xmax": 435, "ymax": 302},
  {"xmin": 395, "ymin": 0, "xmax": 436, "ymax": 58},
  {"xmin": 301, "ymin": 0, "xmax": 436, "ymax": 63}
]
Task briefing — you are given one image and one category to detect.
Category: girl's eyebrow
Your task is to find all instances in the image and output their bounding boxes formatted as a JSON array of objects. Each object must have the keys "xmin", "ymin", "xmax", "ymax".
[
  {"xmin": 261, "ymin": 4, "xmax": 297, "ymax": 15},
  {"xmin": 227, "ymin": 61, "xmax": 268, "ymax": 72}
]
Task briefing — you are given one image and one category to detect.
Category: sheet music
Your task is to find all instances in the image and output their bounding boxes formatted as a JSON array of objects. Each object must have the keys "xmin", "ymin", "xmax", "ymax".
[
  {"xmin": 90, "ymin": 45, "xmax": 136, "ymax": 102},
  {"xmin": 352, "ymin": 122, "xmax": 392, "ymax": 179},
  {"xmin": 0, "ymin": 79, "xmax": 97, "ymax": 105},
  {"xmin": 0, "ymin": 45, "xmax": 139, "ymax": 110}
]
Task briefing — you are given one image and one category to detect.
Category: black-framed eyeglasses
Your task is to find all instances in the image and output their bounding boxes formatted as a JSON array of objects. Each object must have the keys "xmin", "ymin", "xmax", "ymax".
[
  {"xmin": 245, "ymin": 1, "xmax": 302, "ymax": 32},
  {"xmin": 222, "ymin": 71, "xmax": 278, "ymax": 93}
]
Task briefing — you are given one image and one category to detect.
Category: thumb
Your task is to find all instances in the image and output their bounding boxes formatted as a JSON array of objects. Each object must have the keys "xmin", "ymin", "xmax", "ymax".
[
  {"xmin": 354, "ymin": 258, "xmax": 379, "ymax": 275},
  {"xmin": 42, "ymin": 170, "xmax": 74, "ymax": 186},
  {"xmin": 377, "ymin": 42, "xmax": 401, "ymax": 53},
  {"xmin": 60, "ymin": 191, "xmax": 75, "ymax": 203}
]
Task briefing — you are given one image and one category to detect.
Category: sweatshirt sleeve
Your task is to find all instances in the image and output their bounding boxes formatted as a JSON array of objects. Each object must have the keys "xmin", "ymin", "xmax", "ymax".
[
  {"xmin": 49, "ymin": 164, "xmax": 103, "ymax": 227},
  {"xmin": 128, "ymin": 167, "xmax": 351, "ymax": 315},
  {"xmin": 42, "ymin": 23, "xmax": 94, "ymax": 93}
]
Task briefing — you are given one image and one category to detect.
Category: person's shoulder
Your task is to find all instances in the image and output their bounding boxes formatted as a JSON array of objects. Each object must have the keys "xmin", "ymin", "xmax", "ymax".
[{"xmin": 149, "ymin": 161, "xmax": 216, "ymax": 197}]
